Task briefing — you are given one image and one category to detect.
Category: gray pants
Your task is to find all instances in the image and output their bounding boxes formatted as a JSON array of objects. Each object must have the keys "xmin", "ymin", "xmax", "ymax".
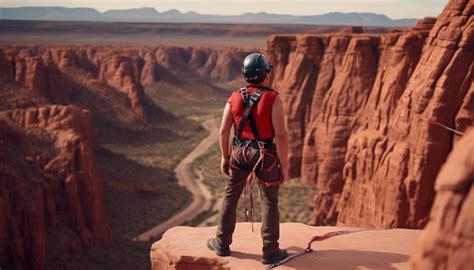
[{"xmin": 216, "ymin": 144, "xmax": 281, "ymax": 257}]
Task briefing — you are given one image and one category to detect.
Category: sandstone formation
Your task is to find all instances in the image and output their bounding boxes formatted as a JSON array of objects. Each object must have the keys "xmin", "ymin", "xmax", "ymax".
[
  {"xmin": 337, "ymin": 1, "xmax": 472, "ymax": 229},
  {"xmin": 0, "ymin": 43, "xmax": 254, "ymax": 269},
  {"xmin": 0, "ymin": 105, "xmax": 111, "ymax": 269},
  {"xmin": 150, "ymin": 222, "xmax": 421, "ymax": 270},
  {"xmin": 410, "ymin": 128, "xmax": 474, "ymax": 270},
  {"xmin": 0, "ymin": 45, "xmax": 252, "ymax": 122},
  {"xmin": 267, "ymin": 0, "xmax": 473, "ymax": 228}
]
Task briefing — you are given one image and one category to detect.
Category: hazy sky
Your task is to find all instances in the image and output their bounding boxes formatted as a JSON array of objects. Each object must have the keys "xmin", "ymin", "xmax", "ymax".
[{"xmin": 2, "ymin": 0, "xmax": 447, "ymax": 19}]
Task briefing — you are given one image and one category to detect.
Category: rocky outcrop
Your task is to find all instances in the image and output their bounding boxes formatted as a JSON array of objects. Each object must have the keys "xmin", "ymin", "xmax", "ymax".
[
  {"xmin": 267, "ymin": 0, "xmax": 473, "ymax": 228},
  {"xmin": 0, "ymin": 45, "xmax": 253, "ymax": 121},
  {"xmin": 268, "ymin": 27, "xmax": 429, "ymax": 182},
  {"xmin": 0, "ymin": 48, "xmax": 74, "ymax": 104},
  {"xmin": 0, "ymin": 105, "xmax": 111, "ymax": 270},
  {"xmin": 410, "ymin": 129, "xmax": 474, "ymax": 270},
  {"xmin": 188, "ymin": 48, "xmax": 249, "ymax": 84},
  {"xmin": 337, "ymin": 0, "xmax": 472, "ymax": 229},
  {"xmin": 150, "ymin": 222, "xmax": 421, "ymax": 270},
  {"xmin": 97, "ymin": 53, "xmax": 146, "ymax": 118}
]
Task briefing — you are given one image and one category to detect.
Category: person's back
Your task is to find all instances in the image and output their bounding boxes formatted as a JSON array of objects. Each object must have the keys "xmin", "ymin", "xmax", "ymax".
[
  {"xmin": 227, "ymin": 85, "xmax": 278, "ymax": 140},
  {"xmin": 207, "ymin": 53, "xmax": 290, "ymax": 265}
]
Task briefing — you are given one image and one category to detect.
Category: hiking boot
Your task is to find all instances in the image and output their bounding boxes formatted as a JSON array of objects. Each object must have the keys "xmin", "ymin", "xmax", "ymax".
[
  {"xmin": 207, "ymin": 238, "xmax": 231, "ymax": 257},
  {"xmin": 261, "ymin": 249, "xmax": 288, "ymax": 265}
]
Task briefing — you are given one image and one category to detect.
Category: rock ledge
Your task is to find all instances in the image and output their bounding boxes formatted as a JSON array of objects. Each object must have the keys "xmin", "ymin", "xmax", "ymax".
[{"xmin": 150, "ymin": 223, "xmax": 421, "ymax": 270}]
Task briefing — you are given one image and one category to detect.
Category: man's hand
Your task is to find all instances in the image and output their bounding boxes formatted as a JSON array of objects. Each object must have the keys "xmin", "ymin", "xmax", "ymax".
[
  {"xmin": 221, "ymin": 157, "xmax": 230, "ymax": 176},
  {"xmin": 280, "ymin": 165, "xmax": 288, "ymax": 184},
  {"xmin": 219, "ymin": 103, "xmax": 233, "ymax": 177}
]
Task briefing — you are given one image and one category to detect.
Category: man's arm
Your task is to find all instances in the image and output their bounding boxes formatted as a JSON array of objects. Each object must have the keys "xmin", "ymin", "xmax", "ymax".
[
  {"xmin": 271, "ymin": 95, "xmax": 289, "ymax": 181},
  {"xmin": 219, "ymin": 102, "xmax": 233, "ymax": 176}
]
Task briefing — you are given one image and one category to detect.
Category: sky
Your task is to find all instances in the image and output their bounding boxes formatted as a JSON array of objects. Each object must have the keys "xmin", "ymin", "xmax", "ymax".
[{"xmin": 2, "ymin": 0, "xmax": 448, "ymax": 19}]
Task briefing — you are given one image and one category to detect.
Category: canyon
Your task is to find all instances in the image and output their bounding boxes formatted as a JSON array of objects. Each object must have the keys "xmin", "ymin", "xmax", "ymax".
[
  {"xmin": 0, "ymin": 44, "xmax": 252, "ymax": 269},
  {"xmin": 0, "ymin": 0, "xmax": 472, "ymax": 269},
  {"xmin": 268, "ymin": 0, "xmax": 473, "ymax": 229},
  {"xmin": 0, "ymin": 45, "xmax": 251, "ymax": 123}
]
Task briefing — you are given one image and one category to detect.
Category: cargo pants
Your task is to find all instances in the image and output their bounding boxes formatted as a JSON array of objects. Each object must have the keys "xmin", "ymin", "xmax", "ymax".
[{"xmin": 216, "ymin": 143, "xmax": 281, "ymax": 257}]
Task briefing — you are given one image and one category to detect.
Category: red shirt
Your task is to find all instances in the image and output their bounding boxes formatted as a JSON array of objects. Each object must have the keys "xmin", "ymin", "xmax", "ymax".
[{"xmin": 227, "ymin": 86, "xmax": 279, "ymax": 140}]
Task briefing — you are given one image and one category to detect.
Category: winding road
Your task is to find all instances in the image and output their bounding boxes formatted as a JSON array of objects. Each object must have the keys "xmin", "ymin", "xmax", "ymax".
[{"xmin": 134, "ymin": 118, "xmax": 219, "ymax": 241}]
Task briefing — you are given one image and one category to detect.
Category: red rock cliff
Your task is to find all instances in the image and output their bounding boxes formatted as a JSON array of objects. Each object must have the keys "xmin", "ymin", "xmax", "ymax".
[
  {"xmin": 0, "ymin": 105, "xmax": 111, "ymax": 270},
  {"xmin": 267, "ymin": 0, "xmax": 473, "ymax": 228},
  {"xmin": 0, "ymin": 44, "xmax": 254, "ymax": 269},
  {"xmin": 0, "ymin": 45, "xmax": 252, "ymax": 122},
  {"xmin": 410, "ymin": 128, "xmax": 474, "ymax": 270}
]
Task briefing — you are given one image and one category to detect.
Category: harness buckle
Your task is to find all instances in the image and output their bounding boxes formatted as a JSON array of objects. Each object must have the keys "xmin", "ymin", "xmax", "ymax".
[
  {"xmin": 250, "ymin": 92, "xmax": 261, "ymax": 104},
  {"xmin": 240, "ymin": 87, "xmax": 250, "ymax": 103},
  {"xmin": 257, "ymin": 141, "xmax": 265, "ymax": 149}
]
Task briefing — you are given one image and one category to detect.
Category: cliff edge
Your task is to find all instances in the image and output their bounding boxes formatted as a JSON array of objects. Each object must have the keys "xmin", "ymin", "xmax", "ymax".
[{"xmin": 150, "ymin": 223, "xmax": 420, "ymax": 270}]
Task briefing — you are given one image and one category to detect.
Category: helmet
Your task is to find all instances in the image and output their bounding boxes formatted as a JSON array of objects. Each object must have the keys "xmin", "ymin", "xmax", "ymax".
[{"xmin": 241, "ymin": 53, "xmax": 272, "ymax": 84}]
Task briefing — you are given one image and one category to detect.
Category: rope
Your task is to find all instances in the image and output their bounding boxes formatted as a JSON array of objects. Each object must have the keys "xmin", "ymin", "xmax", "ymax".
[
  {"xmin": 268, "ymin": 229, "xmax": 384, "ymax": 269},
  {"xmin": 244, "ymin": 172, "xmax": 255, "ymax": 232},
  {"xmin": 243, "ymin": 143, "xmax": 283, "ymax": 232},
  {"xmin": 399, "ymin": 99, "xmax": 465, "ymax": 136}
]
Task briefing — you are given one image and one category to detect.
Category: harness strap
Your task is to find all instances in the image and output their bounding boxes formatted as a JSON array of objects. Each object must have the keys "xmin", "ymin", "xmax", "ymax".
[
  {"xmin": 235, "ymin": 87, "xmax": 264, "ymax": 139},
  {"xmin": 247, "ymin": 112, "xmax": 261, "ymax": 140}
]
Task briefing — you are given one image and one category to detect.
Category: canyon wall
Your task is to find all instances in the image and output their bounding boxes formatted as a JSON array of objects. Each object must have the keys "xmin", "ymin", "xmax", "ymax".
[
  {"xmin": 0, "ymin": 45, "xmax": 250, "ymax": 122},
  {"xmin": 268, "ymin": 0, "xmax": 473, "ymax": 228},
  {"xmin": 410, "ymin": 128, "xmax": 474, "ymax": 270},
  {"xmin": 0, "ymin": 45, "xmax": 252, "ymax": 268},
  {"xmin": 0, "ymin": 105, "xmax": 111, "ymax": 269}
]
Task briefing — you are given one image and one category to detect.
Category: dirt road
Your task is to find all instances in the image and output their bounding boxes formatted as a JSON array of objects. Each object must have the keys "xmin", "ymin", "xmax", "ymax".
[{"xmin": 135, "ymin": 118, "xmax": 219, "ymax": 241}]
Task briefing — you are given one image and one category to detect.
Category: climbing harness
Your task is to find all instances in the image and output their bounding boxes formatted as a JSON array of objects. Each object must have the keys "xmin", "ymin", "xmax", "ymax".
[
  {"xmin": 267, "ymin": 229, "xmax": 383, "ymax": 269},
  {"xmin": 231, "ymin": 86, "xmax": 284, "ymax": 232}
]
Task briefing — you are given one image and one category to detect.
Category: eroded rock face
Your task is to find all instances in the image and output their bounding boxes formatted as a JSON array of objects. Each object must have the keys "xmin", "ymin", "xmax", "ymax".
[
  {"xmin": 337, "ymin": 0, "xmax": 473, "ymax": 229},
  {"xmin": 410, "ymin": 129, "xmax": 474, "ymax": 270},
  {"xmin": 267, "ymin": 28, "xmax": 430, "ymax": 182},
  {"xmin": 0, "ymin": 45, "xmax": 253, "ymax": 121},
  {"xmin": 0, "ymin": 49, "xmax": 74, "ymax": 104},
  {"xmin": 0, "ymin": 105, "xmax": 111, "ymax": 270},
  {"xmin": 268, "ymin": 0, "xmax": 473, "ymax": 228}
]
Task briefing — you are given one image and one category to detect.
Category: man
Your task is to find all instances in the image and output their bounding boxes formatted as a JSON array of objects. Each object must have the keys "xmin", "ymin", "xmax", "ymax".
[{"xmin": 207, "ymin": 53, "xmax": 289, "ymax": 265}]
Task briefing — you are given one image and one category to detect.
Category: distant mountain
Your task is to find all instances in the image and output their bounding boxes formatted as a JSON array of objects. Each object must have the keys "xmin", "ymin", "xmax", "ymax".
[
  {"xmin": 0, "ymin": 7, "xmax": 417, "ymax": 26},
  {"xmin": 103, "ymin": 7, "xmax": 159, "ymax": 21}
]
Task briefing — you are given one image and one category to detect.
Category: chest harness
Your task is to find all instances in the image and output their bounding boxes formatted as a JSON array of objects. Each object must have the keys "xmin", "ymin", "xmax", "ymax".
[{"xmin": 229, "ymin": 86, "xmax": 283, "ymax": 232}]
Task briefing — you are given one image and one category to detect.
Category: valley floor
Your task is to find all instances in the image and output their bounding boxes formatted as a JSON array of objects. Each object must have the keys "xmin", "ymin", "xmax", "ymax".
[{"xmin": 49, "ymin": 79, "xmax": 226, "ymax": 269}]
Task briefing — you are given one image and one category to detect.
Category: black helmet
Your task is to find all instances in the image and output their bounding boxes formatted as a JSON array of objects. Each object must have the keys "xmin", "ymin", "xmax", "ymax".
[{"xmin": 241, "ymin": 53, "xmax": 272, "ymax": 84}]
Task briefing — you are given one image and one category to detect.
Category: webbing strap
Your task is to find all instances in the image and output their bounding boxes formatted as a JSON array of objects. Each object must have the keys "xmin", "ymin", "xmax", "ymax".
[
  {"xmin": 247, "ymin": 112, "xmax": 261, "ymax": 140},
  {"xmin": 268, "ymin": 229, "xmax": 384, "ymax": 269},
  {"xmin": 235, "ymin": 87, "xmax": 264, "ymax": 139}
]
